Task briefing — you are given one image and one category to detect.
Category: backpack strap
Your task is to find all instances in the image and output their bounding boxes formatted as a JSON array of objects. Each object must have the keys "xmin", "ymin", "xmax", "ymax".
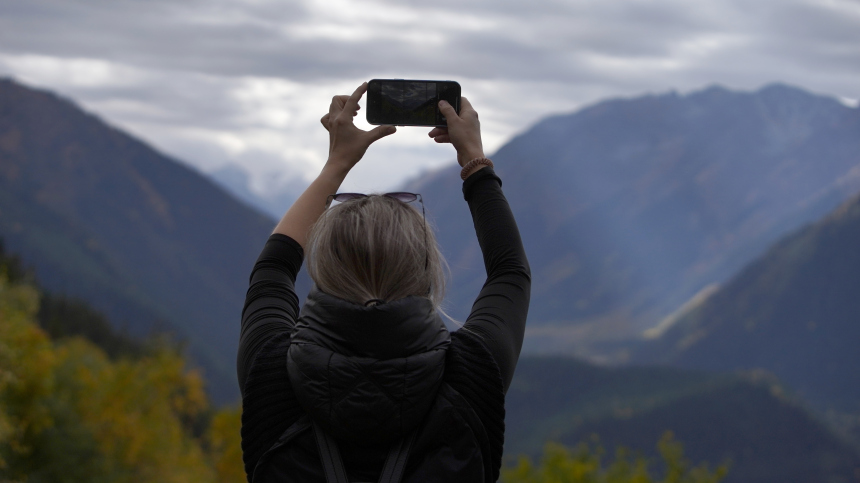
[
  {"xmin": 377, "ymin": 430, "xmax": 418, "ymax": 483},
  {"xmin": 312, "ymin": 422, "xmax": 418, "ymax": 483},
  {"xmin": 313, "ymin": 422, "xmax": 349, "ymax": 483},
  {"xmin": 252, "ymin": 415, "xmax": 312, "ymax": 482}
]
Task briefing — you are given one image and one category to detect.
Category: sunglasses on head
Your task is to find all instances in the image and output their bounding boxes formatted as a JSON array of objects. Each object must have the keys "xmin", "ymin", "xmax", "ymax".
[
  {"xmin": 324, "ymin": 192, "xmax": 428, "ymax": 269},
  {"xmin": 325, "ymin": 192, "xmax": 422, "ymax": 207}
]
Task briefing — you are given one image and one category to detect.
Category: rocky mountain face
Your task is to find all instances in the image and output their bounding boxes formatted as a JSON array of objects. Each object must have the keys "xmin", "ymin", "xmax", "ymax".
[
  {"xmin": 0, "ymin": 78, "xmax": 276, "ymax": 403},
  {"xmin": 406, "ymin": 83, "xmax": 860, "ymax": 358}
]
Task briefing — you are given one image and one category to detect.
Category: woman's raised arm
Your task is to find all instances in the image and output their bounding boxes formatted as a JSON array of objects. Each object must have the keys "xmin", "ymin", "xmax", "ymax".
[
  {"xmin": 238, "ymin": 83, "xmax": 395, "ymax": 391},
  {"xmin": 273, "ymin": 82, "xmax": 396, "ymax": 247},
  {"xmin": 430, "ymin": 98, "xmax": 531, "ymax": 393}
]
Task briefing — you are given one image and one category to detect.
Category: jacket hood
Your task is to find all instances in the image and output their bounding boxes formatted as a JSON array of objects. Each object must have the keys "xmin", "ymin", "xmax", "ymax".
[{"xmin": 287, "ymin": 287, "xmax": 450, "ymax": 445}]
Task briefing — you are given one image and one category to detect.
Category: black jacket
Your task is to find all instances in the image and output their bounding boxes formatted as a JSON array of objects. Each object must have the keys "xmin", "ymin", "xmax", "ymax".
[
  {"xmin": 289, "ymin": 288, "xmax": 450, "ymax": 445},
  {"xmin": 250, "ymin": 289, "xmax": 505, "ymax": 481},
  {"xmin": 239, "ymin": 167, "xmax": 530, "ymax": 482}
]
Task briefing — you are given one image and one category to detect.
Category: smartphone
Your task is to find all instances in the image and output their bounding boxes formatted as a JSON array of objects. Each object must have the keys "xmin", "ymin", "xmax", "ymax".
[{"xmin": 366, "ymin": 79, "xmax": 461, "ymax": 127}]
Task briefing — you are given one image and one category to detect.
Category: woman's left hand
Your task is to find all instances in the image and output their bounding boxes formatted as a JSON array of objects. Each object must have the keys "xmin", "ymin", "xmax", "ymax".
[{"xmin": 321, "ymin": 82, "xmax": 396, "ymax": 172}]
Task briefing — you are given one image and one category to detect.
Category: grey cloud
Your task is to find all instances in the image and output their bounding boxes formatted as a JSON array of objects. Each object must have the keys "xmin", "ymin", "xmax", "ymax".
[
  {"xmin": 0, "ymin": 0, "xmax": 744, "ymax": 82},
  {"xmin": 0, "ymin": 0, "xmax": 309, "ymax": 75},
  {"xmin": 3, "ymin": 0, "xmax": 858, "ymax": 94},
  {"xmin": 3, "ymin": 0, "xmax": 858, "ymax": 104}
]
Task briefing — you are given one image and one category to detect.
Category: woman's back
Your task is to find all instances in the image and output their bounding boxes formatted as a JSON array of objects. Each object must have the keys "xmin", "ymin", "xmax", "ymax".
[{"xmin": 238, "ymin": 84, "xmax": 529, "ymax": 482}]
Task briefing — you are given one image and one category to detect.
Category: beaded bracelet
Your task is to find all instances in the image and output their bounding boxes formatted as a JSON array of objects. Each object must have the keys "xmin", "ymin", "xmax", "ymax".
[{"xmin": 460, "ymin": 157, "xmax": 494, "ymax": 180}]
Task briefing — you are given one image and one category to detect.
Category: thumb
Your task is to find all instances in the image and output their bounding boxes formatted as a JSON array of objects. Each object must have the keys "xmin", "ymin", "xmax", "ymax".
[
  {"xmin": 367, "ymin": 124, "xmax": 397, "ymax": 143},
  {"xmin": 438, "ymin": 100, "xmax": 459, "ymax": 121}
]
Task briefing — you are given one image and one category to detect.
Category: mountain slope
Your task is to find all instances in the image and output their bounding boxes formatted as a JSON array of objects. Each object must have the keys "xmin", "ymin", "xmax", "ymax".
[
  {"xmin": 506, "ymin": 357, "xmax": 860, "ymax": 483},
  {"xmin": 0, "ymin": 78, "xmax": 276, "ymax": 402},
  {"xmin": 639, "ymin": 191, "xmax": 860, "ymax": 417},
  {"xmin": 407, "ymin": 83, "xmax": 860, "ymax": 356}
]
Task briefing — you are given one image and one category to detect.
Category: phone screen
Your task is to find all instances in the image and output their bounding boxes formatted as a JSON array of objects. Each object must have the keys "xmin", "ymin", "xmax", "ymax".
[{"xmin": 367, "ymin": 79, "xmax": 460, "ymax": 126}]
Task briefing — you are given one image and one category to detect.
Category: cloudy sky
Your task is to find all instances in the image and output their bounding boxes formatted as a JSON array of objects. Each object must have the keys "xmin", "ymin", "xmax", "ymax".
[{"xmin": 1, "ymin": 0, "xmax": 859, "ymax": 201}]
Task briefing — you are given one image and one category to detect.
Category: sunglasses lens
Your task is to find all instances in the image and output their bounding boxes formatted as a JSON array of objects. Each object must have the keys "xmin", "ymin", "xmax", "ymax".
[
  {"xmin": 333, "ymin": 193, "xmax": 367, "ymax": 203},
  {"xmin": 385, "ymin": 192, "xmax": 418, "ymax": 203}
]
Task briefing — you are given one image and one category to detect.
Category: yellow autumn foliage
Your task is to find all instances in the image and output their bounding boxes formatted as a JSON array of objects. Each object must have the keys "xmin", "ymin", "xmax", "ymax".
[
  {"xmin": 502, "ymin": 433, "xmax": 728, "ymax": 483},
  {"xmin": 208, "ymin": 405, "xmax": 246, "ymax": 483},
  {"xmin": 0, "ymin": 274, "xmax": 244, "ymax": 482}
]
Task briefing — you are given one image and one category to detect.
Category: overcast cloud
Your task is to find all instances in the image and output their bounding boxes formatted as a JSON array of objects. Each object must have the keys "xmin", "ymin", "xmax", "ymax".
[{"xmin": 1, "ymin": 0, "xmax": 859, "ymax": 197}]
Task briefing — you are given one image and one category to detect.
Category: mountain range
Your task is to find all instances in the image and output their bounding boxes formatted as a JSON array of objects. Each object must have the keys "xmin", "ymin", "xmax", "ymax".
[
  {"xmin": 4, "ymin": 77, "xmax": 860, "ymax": 479},
  {"xmin": 406, "ymin": 83, "xmax": 860, "ymax": 360},
  {"xmin": 5, "ymin": 76, "xmax": 860, "ymax": 419}
]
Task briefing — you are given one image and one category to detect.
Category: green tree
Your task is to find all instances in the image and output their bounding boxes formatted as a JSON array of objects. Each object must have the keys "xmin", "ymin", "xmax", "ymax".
[{"xmin": 502, "ymin": 433, "xmax": 728, "ymax": 483}]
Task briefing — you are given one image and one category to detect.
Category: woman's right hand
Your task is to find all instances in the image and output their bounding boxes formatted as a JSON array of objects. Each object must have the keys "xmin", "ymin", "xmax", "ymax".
[
  {"xmin": 429, "ymin": 97, "xmax": 485, "ymax": 167},
  {"xmin": 321, "ymin": 82, "xmax": 396, "ymax": 173}
]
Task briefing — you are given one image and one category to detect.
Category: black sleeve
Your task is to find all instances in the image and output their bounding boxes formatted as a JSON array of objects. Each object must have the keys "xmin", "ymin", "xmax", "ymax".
[
  {"xmin": 460, "ymin": 167, "xmax": 531, "ymax": 393},
  {"xmin": 237, "ymin": 234, "xmax": 304, "ymax": 394}
]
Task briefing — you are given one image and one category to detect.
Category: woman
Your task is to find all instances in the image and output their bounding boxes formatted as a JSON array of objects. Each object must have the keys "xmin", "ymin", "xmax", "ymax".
[{"xmin": 238, "ymin": 83, "xmax": 530, "ymax": 482}]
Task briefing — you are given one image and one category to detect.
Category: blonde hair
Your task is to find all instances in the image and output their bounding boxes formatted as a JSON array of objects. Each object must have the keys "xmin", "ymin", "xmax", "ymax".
[{"xmin": 307, "ymin": 195, "xmax": 447, "ymax": 308}]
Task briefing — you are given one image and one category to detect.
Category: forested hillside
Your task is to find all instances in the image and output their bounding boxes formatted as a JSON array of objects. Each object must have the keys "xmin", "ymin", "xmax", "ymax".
[
  {"xmin": 505, "ymin": 357, "xmax": 860, "ymax": 483},
  {"xmin": 0, "ymin": 78, "xmax": 278, "ymax": 402}
]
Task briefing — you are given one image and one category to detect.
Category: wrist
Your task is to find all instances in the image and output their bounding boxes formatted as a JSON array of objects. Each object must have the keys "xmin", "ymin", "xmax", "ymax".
[
  {"xmin": 320, "ymin": 158, "xmax": 352, "ymax": 180},
  {"xmin": 460, "ymin": 157, "xmax": 494, "ymax": 180},
  {"xmin": 323, "ymin": 152, "xmax": 355, "ymax": 171},
  {"xmin": 457, "ymin": 150, "xmax": 485, "ymax": 167}
]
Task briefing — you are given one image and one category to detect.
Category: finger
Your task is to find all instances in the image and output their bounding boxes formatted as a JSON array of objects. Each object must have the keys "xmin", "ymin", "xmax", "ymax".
[
  {"xmin": 428, "ymin": 127, "xmax": 448, "ymax": 138},
  {"xmin": 342, "ymin": 82, "xmax": 367, "ymax": 117},
  {"xmin": 432, "ymin": 134, "xmax": 451, "ymax": 144},
  {"xmin": 367, "ymin": 124, "xmax": 397, "ymax": 143},
  {"xmin": 329, "ymin": 95, "xmax": 350, "ymax": 117},
  {"xmin": 438, "ymin": 99, "xmax": 459, "ymax": 122},
  {"xmin": 320, "ymin": 113, "xmax": 330, "ymax": 130}
]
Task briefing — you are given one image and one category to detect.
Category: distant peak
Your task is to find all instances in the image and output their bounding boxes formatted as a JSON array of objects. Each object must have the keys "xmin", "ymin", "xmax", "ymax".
[
  {"xmin": 757, "ymin": 82, "xmax": 808, "ymax": 95},
  {"xmin": 684, "ymin": 84, "xmax": 733, "ymax": 100},
  {"xmin": 697, "ymin": 84, "xmax": 732, "ymax": 95},
  {"xmin": 755, "ymin": 83, "xmax": 818, "ymax": 103}
]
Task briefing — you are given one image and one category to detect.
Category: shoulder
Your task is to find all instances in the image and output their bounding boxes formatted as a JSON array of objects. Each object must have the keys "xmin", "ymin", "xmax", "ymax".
[{"xmin": 241, "ymin": 332, "xmax": 303, "ymax": 481}]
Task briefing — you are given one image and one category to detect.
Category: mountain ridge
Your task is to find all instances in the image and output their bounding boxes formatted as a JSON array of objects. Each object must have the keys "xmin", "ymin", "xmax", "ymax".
[
  {"xmin": 0, "ymin": 77, "xmax": 277, "ymax": 402},
  {"xmin": 406, "ymin": 82, "xmax": 860, "ymax": 358}
]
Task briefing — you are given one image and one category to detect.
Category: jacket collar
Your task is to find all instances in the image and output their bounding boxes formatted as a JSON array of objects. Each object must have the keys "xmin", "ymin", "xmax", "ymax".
[{"xmin": 291, "ymin": 286, "xmax": 450, "ymax": 359}]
